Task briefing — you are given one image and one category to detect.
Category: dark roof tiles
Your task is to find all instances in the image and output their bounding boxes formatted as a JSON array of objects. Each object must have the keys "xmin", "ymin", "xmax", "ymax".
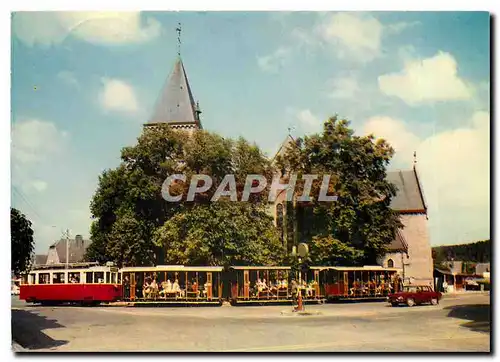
[
  {"xmin": 387, "ymin": 169, "xmax": 427, "ymax": 213},
  {"xmin": 147, "ymin": 58, "xmax": 201, "ymax": 128}
]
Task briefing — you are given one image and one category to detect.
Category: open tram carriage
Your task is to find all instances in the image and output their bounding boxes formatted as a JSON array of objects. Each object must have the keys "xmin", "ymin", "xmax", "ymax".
[
  {"xmin": 313, "ymin": 265, "xmax": 400, "ymax": 301},
  {"xmin": 120, "ymin": 265, "xmax": 224, "ymax": 305},
  {"xmin": 229, "ymin": 266, "xmax": 325, "ymax": 305}
]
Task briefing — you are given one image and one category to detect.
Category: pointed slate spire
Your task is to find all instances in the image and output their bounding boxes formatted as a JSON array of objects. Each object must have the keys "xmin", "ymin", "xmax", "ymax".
[{"xmin": 146, "ymin": 57, "xmax": 202, "ymax": 129}]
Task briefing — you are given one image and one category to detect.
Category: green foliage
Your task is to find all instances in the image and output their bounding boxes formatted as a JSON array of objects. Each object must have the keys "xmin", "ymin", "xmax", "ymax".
[
  {"xmin": 308, "ymin": 235, "xmax": 365, "ymax": 266},
  {"xmin": 11, "ymin": 208, "xmax": 35, "ymax": 275},
  {"xmin": 432, "ymin": 240, "xmax": 491, "ymax": 265},
  {"xmin": 154, "ymin": 202, "xmax": 284, "ymax": 267},
  {"xmin": 276, "ymin": 116, "xmax": 402, "ymax": 265},
  {"xmin": 85, "ymin": 125, "xmax": 279, "ymax": 267}
]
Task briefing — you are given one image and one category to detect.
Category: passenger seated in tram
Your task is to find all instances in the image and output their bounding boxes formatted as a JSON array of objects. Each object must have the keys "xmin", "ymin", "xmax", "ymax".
[
  {"xmin": 306, "ymin": 280, "xmax": 315, "ymax": 297},
  {"xmin": 261, "ymin": 279, "xmax": 268, "ymax": 291},
  {"xmin": 200, "ymin": 281, "xmax": 209, "ymax": 297},
  {"xmin": 280, "ymin": 279, "xmax": 288, "ymax": 289},
  {"xmin": 269, "ymin": 280, "xmax": 278, "ymax": 294},
  {"xmin": 143, "ymin": 280, "xmax": 151, "ymax": 298},
  {"xmin": 165, "ymin": 279, "xmax": 172, "ymax": 292},
  {"xmin": 149, "ymin": 279, "xmax": 159, "ymax": 298},
  {"xmin": 350, "ymin": 279, "xmax": 361, "ymax": 296},
  {"xmin": 172, "ymin": 279, "xmax": 184, "ymax": 296},
  {"xmin": 255, "ymin": 278, "xmax": 262, "ymax": 291}
]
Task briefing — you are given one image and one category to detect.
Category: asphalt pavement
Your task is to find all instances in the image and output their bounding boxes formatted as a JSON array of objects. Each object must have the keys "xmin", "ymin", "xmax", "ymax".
[{"xmin": 11, "ymin": 293, "xmax": 490, "ymax": 352}]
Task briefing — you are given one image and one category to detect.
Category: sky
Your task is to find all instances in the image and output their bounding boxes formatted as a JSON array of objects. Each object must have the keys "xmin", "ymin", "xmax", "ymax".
[{"xmin": 10, "ymin": 11, "xmax": 490, "ymax": 253}]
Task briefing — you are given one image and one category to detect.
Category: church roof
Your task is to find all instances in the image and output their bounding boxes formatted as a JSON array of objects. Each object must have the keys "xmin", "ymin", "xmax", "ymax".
[
  {"xmin": 272, "ymin": 134, "xmax": 295, "ymax": 164},
  {"xmin": 387, "ymin": 228, "xmax": 409, "ymax": 252},
  {"xmin": 147, "ymin": 57, "xmax": 201, "ymax": 128},
  {"xmin": 386, "ymin": 168, "xmax": 427, "ymax": 213}
]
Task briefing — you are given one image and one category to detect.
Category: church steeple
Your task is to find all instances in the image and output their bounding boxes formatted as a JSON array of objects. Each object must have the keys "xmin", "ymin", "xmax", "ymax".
[{"xmin": 144, "ymin": 24, "xmax": 202, "ymax": 131}]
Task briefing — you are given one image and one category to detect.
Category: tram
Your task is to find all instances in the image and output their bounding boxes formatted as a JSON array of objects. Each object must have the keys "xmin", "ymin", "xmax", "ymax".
[
  {"xmin": 313, "ymin": 265, "xmax": 400, "ymax": 301},
  {"xmin": 19, "ymin": 262, "xmax": 122, "ymax": 306},
  {"xmin": 228, "ymin": 266, "xmax": 325, "ymax": 305},
  {"xmin": 120, "ymin": 265, "xmax": 224, "ymax": 305},
  {"xmin": 18, "ymin": 263, "xmax": 401, "ymax": 306}
]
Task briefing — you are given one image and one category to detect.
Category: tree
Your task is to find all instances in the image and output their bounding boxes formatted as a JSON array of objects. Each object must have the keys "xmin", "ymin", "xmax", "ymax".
[
  {"xmin": 276, "ymin": 116, "xmax": 402, "ymax": 265},
  {"xmin": 154, "ymin": 202, "xmax": 284, "ymax": 267},
  {"xmin": 11, "ymin": 208, "xmax": 35, "ymax": 275},
  {"xmin": 86, "ymin": 124, "xmax": 279, "ymax": 267}
]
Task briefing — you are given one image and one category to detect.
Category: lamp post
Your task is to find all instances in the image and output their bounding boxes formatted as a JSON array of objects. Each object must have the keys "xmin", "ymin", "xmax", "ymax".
[{"xmin": 292, "ymin": 243, "xmax": 309, "ymax": 312}]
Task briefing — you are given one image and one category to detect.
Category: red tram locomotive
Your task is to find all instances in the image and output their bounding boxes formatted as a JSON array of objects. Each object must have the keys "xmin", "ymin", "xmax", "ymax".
[
  {"xmin": 20, "ymin": 262, "xmax": 122, "ymax": 306},
  {"xmin": 19, "ymin": 263, "xmax": 402, "ymax": 306}
]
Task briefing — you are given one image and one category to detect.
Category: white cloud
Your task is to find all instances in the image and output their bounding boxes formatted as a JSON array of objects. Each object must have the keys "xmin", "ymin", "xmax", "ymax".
[
  {"xmin": 363, "ymin": 116, "xmax": 421, "ymax": 167},
  {"xmin": 257, "ymin": 47, "xmax": 292, "ymax": 72},
  {"xmin": 362, "ymin": 111, "xmax": 490, "ymax": 245},
  {"xmin": 327, "ymin": 76, "xmax": 360, "ymax": 99},
  {"xmin": 378, "ymin": 51, "xmax": 473, "ymax": 105},
  {"xmin": 12, "ymin": 12, "xmax": 161, "ymax": 47},
  {"xmin": 57, "ymin": 71, "xmax": 79, "ymax": 89},
  {"xmin": 11, "ymin": 119, "xmax": 69, "ymax": 164},
  {"xmin": 317, "ymin": 13, "xmax": 383, "ymax": 62},
  {"xmin": 99, "ymin": 78, "xmax": 139, "ymax": 113},
  {"xmin": 296, "ymin": 109, "xmax": 323, "ymax": 134}
]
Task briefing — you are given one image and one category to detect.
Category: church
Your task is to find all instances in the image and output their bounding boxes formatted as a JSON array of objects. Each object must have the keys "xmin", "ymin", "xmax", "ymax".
[{"xmin": 144, "ymin": 50, "xmax": 434, "ymax": 286}]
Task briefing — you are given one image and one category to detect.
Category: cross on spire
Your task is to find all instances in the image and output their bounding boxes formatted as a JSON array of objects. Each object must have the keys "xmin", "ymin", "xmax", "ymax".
[{"xmin": 176, "ymin": 23, "xmax": 182, "ymax": 57}]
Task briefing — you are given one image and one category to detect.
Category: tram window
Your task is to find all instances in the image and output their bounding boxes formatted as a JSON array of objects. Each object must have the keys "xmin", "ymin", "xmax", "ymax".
[
  {"xmin": 38, "ymin": 273, "xmax": 50, "ymax": 284},
  {"xmin": 53, "ymin": 272, "xmax": 65, "ymax": 284},
  {"xmin": 105, "ymin": 272, "xmax": 110, "ymax": 284},
  {"xmin": 85, "ymin": 272, "xmax": 93, "ymax": 284},
  {"xmin": 69, "ymin": 273, "xmax": 80, "ymax": 283},
  {"xmin": 95, "ymin": 272, "xmax": 104, "ymax": 283},
  {"xmin": 118, "ymin": 273, "xmax": 122, "ymax": 284},
  {"xmin": 111, "ymin": 273, "xmax": 117, "ymax": 284},
  {"xmin": 28, "ymin": 274, "xmax": 35, "ymax": 284}
]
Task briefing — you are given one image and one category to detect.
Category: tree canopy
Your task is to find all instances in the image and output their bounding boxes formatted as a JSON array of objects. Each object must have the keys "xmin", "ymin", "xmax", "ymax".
[
  {"xmin": 11, "ymin": 207, "xmax": 35, "ymax": 275},
  {"xmin": 275, "ymin": 116, "xmax": 402, "ymax": 266},
  {"xmin": 85, "ymin": 125, "xmax": 283, "ymax": 267}
]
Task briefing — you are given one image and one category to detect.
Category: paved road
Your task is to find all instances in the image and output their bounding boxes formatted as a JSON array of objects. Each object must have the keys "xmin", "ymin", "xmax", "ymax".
[{"xmin": 11, "ymin": 293, "xmax": 490, "ymax": 352}]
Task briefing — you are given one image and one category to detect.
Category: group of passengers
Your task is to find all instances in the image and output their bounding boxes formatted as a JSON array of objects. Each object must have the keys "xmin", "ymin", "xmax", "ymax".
[
  {"xmin": 69, "ymin": 274, "xmax": 80, "ymax": 283},
  {"xmin": 252, "ymin": 278, "xmax": 317, "ymax": 298},
  {"xmin": 349, "ymin": 276, "xmax": 402, "ymax": 296},
  {"xmin": 136, "ymin": 276, "xmax": 210, "ymax": 300}
]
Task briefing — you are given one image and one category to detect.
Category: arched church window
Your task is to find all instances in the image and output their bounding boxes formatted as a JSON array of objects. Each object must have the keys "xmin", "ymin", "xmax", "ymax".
[{"xmin": 387, "ymin": 259, "xmax": 394, "ymax": 268}]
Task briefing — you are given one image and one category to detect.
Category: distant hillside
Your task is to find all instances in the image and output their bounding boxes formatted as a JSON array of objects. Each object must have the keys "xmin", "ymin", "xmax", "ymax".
[{"xmin": 432, "ymin": 240, "xmax": 491, "ymax": 264}]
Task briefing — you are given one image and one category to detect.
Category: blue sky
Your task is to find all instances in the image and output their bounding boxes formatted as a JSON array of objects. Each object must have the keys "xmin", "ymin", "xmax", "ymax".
[{"xmin": 10, "ymin": 11, "xmax": 490, "ymax": 253}]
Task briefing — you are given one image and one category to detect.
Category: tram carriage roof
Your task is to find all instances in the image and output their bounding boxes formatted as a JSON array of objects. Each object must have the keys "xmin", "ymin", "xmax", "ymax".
[
  {"xmin": 29, "ymin": 262, "xmax": 100, "ymax": 271},
  {"xmin": 309, "ymin": 266, "xmax": 400, "ymax": 272},
  {"xmin": 28, "ymin": 265, "xmax": 117, "ymax": 274},
  {"xmin": 229, "ymin": 266, "xmax": 291, "ymax": 271},
  {"xmin": 119, "ymin": 265, "xmax": 224, "ymax": 272}
]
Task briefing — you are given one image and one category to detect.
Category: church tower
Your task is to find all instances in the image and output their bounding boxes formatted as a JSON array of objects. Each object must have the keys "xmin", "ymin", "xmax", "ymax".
[{"xmin": 144, "ymin": 25, "xmax": 202, "ymax": 134}]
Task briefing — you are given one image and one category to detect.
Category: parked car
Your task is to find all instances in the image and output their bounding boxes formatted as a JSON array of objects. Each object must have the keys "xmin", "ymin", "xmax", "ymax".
[{"xmin": 388, "ymin": 285, "xmax": 442, "ymax": 307}]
